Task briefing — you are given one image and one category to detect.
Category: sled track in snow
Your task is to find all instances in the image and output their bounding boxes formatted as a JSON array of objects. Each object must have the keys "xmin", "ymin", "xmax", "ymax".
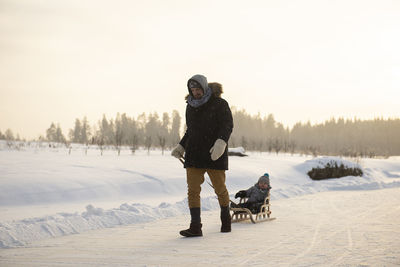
[{"xmin": 239, "ymin": 189, "xmax": 399, "ymax": 266}]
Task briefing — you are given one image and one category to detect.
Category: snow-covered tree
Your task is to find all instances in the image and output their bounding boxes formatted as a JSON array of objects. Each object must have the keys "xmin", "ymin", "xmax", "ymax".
[
  {"xmin": 5, "ymin": 129, "xmax": 14, "ymax": 141},
  {"xmin": 80, "ymin": 117, "xmax": 91, "ymax": 144},
  {"xmin": 69, "ymin": 119, "xmax": 82, "ymax": 143},
  {"xmin": 170, "ymin": 110, "xmax": 181, "ymax": 146},
  {"xmin": 46, "ymin": 123, "xmax": 66, "ymax": 143}
]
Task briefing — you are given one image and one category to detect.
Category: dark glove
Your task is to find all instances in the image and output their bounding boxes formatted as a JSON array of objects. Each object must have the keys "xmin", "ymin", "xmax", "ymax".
[{"xmin": 235, "ymin": 190, "xmax": 247, "ymax": 199}]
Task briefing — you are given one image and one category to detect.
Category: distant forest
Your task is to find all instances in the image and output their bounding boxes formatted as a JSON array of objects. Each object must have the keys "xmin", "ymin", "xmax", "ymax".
[{"xmin": 1, "ymin": 108, "xmax": 400, "ymax": 157}]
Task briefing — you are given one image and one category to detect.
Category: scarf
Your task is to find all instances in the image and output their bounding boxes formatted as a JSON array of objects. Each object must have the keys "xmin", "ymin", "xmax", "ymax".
[{"xmin": 187, "ymin": 87, "xmax": 212, "ymax": 108}]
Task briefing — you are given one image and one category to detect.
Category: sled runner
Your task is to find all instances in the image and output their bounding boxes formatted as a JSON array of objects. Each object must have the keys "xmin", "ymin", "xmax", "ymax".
[{"xmin": 230, "ymin": 192, "xmax": 276, "ymax": 223}]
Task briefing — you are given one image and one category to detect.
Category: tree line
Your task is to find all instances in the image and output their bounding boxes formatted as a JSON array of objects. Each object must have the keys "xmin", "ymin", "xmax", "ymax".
[
  {"xmin": 45, "ymin": 111, "xmax": 182, "ymax": 155},
  {"xmin": 1, "ymin": 109, "xmax": 399, "ymax": 157},
  {"xmin": 229, "ymin": 108, "xmax": 400, "ymax": 157}
]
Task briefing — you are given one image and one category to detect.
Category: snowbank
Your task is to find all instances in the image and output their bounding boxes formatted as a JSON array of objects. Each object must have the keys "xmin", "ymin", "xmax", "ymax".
[
  {"xmin": 228, "ymin": 147, "xmax": 246, "ymax": 154},
  {"xmin": 299, "ymin": 156, "xmax": 363, "ymax": 171},
  {"xmin": 0, "ymin": 197, "xmax": 222, "ymax": 248}
]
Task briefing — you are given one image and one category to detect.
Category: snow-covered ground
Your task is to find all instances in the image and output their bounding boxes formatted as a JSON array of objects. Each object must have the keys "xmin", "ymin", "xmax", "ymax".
[
  {"xmin": 1, "ymin": 188, "xmax": 399, "ymax": 266},
  {"xmin": 1, "ymin": 142, "xmax": 400, "ymax": 265}
]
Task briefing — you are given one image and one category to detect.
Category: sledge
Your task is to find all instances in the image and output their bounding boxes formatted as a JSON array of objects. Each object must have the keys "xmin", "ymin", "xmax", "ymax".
[{"xmin": 230, "ymin": 192, "xmax": 276, "ymax": 223}]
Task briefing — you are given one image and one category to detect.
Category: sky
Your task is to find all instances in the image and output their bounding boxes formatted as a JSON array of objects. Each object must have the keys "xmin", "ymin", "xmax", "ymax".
[{"xmin": 0, "ymin": 0, "xmax": 399, "ymax": 139}]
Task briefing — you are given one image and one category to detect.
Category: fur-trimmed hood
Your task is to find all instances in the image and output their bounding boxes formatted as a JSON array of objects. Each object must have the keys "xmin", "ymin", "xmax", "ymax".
[
  {"xmin": 185, "ymin": 82, "xmax": 223, "ymax": 100},
  {"xmin": 208, "ymin": 82, "xmax": 223, "ymax": 97}
]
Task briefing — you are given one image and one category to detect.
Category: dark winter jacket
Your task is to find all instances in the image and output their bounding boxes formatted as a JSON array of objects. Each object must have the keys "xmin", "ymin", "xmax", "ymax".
[
  {"xmin": 179, "ymin": 76, "xmax": 233, "ymax": 170},
  {"xmin": 244, "ymin": 183, "xmax": 270, "ymax": 203}
]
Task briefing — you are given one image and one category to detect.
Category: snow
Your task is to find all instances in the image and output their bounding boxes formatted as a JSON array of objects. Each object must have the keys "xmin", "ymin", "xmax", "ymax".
[
  {"xmin": 228, "ymin": 146, "xmax": 246, "ymax": 154},
  {"xmin": 300, "ymin": 156, "xmax": 363, "ymax": 170},
  {"xmin": 1, "ymin": 188, "xmax": 399, "ymax": 266},
  {"xmin": 1, "ymin": 141, "xmax": 400, "ymax": 265}
]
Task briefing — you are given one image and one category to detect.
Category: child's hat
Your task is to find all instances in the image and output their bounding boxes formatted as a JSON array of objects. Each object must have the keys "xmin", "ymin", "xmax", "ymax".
[{"xmin": 258, "ymin": 173, "xmax": 270, "ymax": 184}]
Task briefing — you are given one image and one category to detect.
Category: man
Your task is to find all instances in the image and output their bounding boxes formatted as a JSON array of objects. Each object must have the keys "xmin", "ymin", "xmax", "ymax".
[{"xmin": 171, "ymin": 74, "xmax": 233, "ymax": 237}]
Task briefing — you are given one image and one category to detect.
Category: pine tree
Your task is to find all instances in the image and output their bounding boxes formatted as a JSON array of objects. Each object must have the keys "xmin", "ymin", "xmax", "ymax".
[
  {"xmin": 170, "ymin": 110, "xmax": 181, "ymax": 146},
  {"xmin": 69, "ymin": 119, "xmax": 82, "ymax": 143},
  {"xmin": 80, "ymin": 117, "xmax": 90, "ymax": 145},
  {"xmin": 5, "ymin": 129, "xmax": 14, "ymax": 141},
  {"xmin": 55, "ymin": 124, "xmax": 66, "ymax": 143},
  {"xmin": 46, "ymin": 123, "xmax": 57, "ymax": 141}
]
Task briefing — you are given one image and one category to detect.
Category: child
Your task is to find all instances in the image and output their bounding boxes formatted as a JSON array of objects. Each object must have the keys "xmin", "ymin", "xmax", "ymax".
[{"xmin": 230, "ymin": 173, "xmax": 271, "ymax": 213}]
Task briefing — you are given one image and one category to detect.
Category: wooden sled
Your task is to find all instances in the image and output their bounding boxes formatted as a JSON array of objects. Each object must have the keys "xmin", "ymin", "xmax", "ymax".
[{"xmin": 230, "ymin": 192, "xmax": 276, "ymax": 224}]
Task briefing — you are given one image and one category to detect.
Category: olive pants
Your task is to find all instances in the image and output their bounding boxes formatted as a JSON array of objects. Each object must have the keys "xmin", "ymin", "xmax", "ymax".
[{"xmin": 186, "ymin": 168, "xmax": 230, "ymax": 208}]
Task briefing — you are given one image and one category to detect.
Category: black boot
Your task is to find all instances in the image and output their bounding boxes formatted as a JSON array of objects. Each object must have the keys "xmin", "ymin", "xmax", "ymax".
[
  {"xmin": 220, "ymin": 206, "xmax": 231, "ymax": 233},
  {"xmin": 179, "ymin": 222, "xmax": 203, "ymax": 237},
  {"xmin": 180, "ymin": 207, "xmax": 203, "ymax": 237}
]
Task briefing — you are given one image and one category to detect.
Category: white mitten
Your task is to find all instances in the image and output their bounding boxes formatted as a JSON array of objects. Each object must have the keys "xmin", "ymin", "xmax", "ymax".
[
  {"xmin": 171, "ymin": 144, "xmax": 185, "ymax": 159},
  {"xmin": 209, "ymin": 139, "xmax": 227, "ymax": 161}
]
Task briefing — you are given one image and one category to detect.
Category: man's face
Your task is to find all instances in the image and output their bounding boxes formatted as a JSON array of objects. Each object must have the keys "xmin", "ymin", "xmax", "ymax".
[{"xmin": 190, "ymin": 87, "xmax": 204, "ymax": 99}]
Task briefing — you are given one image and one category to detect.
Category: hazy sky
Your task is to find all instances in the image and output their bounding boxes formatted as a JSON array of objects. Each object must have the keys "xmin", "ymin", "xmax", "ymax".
[{"xmin": 1, "ymin": 0, "xmax": 399, "ymax": 139}]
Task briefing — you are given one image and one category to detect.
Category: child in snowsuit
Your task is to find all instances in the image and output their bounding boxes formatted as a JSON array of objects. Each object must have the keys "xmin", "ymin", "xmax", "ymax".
[{"xmin": 231, "ymin": 173, "xmax": 271, "ymax": 213}]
